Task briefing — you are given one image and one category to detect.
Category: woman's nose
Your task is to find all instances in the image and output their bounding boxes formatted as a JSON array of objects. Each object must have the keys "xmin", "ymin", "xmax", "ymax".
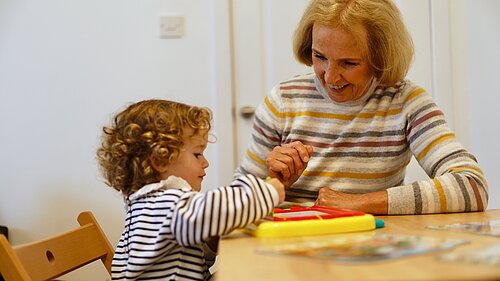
[{"xmin": 325, "ymin": 63, "xmax": 341, "ymax": 84}]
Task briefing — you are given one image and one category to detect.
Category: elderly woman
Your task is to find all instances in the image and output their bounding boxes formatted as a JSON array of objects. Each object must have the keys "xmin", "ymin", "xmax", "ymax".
[{"xmin": 234, "ymin": 0, "xmax": 488, "ymax": 215}]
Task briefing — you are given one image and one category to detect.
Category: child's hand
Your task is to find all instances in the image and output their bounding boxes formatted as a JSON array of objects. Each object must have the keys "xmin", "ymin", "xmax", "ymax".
[
  {"xmin": 266, "ymin": 141, "xmax": 313, "ymax": 189},
  {"xmin": 266, "ymin": 178, "xmax": 285, "ymax": 204}
]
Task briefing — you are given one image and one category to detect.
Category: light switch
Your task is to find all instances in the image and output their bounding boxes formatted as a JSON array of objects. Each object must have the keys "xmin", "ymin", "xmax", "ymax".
[{"xmin": 160, "ymin": 15, "xmax": 184, "ymax": 39}]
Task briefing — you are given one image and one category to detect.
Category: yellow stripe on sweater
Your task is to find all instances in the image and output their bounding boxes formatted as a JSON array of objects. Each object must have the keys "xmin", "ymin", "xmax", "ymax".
[
  {"xmin": 284, "ymin": 111, "xmax": 353, "ymax": 120},
  {"xmin": 433, "ymin": 178, "xmax": 447, "ymax": 213},
  {"xmin": 265, "ymin": 97, "xmax": 402, "ymax": 120},
  {"xmin": 357, "ymin": 108, "xmax": 402, "ymax": 118},
  {"xmin": 449, "ymin": 166, "xmax": 484, "ymax": 176},
  {"xmin": 405, "ymin": 88, "xmax": 426, "ymax": 104},
  {"xmin": 303, "ymin": 161, "xmax": 409, "ymax": 179},
  {"xmin": 264, "ymin": 97, "xmax": 280, "ymax": 118},
  {"xmin": 247, "ymin": 150, "xmax": 266, "ymax": 166},
  {"xmin": 416, "ymin": 133, "xmax": 455, "ymax": 161}
]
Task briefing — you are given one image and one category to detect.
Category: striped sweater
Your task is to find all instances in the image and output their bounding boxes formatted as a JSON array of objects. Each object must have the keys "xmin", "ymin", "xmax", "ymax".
[
  {"xmin": 112, "ymin": 174, "xmax": 278, "ymax": 280},
  {"xmin": 235, "ymin": 73, "xmax": 488, "ymax": 214}
]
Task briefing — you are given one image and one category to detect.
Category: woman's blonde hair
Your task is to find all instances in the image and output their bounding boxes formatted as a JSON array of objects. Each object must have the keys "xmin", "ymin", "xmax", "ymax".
[
  {"xmin": 293, "ymin": 0, "xmax": 414, "ymax": 84},
  {"xmin": 97, "ymin": 99, "xmax": 212, "ymax": 196}
]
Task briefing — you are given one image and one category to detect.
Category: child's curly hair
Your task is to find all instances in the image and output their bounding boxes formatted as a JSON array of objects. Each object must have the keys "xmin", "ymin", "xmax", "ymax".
[{"xmin": 97, "ymin": 99, "xmax": 212, "ymax": 196}]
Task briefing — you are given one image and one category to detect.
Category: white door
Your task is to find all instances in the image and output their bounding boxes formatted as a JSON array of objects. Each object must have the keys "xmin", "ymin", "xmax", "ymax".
[
  {"xmin": 231, "ymin": 0, "xmax": 311, "ymax": 163},
  {"xmin": 231, "ymin": 0, "xmax": 452, "ymax": 183}
]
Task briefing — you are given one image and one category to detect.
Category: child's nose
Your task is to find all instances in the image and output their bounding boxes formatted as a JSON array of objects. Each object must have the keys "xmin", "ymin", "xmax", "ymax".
[{"xmin": 202, "ymin": 156, "xmax": 209, "ymax": 168}]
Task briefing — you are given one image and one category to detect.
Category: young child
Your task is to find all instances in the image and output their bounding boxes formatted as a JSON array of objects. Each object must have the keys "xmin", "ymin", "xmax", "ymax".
[{"xmin": 97, "ymin": 99, "xmax": 285, "ymax": 280}]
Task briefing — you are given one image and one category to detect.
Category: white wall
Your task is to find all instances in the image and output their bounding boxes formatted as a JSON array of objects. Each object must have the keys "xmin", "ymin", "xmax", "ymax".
[
  {"xmin": 450, "ymin": 0, "xmax": 500, "ymax": 209},
  {"xmin": 0, "ymin": 0, "xmax": 233, "ymax": 279},
  {"xmin": 466, "ymin": 0, "xmax": 500, "ymax": 209},
  {"xmin": 0, "ymin": 0, "xmax": 498, "ymax": 279}
]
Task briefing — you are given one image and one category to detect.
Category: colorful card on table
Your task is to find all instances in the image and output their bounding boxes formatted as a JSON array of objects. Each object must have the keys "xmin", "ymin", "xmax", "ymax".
[
  {"xmin": 426, "ymin": 219, "xmax": 500, "ymax": 237},
  {"xmin": 244, "ymin": 206, "xmax": 378, "ymax": 238},
  {"xmin": 256, "ymin": 233, "xmax": 469, "ymax": 263},
  {"xmin": 439, "ymin": 243, "xmax": 500, "ymax": 266}
]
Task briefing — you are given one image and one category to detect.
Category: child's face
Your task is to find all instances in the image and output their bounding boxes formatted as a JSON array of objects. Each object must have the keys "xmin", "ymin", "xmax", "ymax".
[{"xmin": 160, "ymin": 130, "xmax": 209, "ymax": 191}]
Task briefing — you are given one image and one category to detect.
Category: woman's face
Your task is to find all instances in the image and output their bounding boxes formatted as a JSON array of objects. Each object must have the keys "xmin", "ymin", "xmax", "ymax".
[{"xmin": 311, "ymin": 23, "xmax": 374, "ymax": 102}]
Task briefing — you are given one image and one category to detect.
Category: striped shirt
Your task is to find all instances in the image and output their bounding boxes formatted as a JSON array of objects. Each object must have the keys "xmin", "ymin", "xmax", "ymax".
[
  {"xmin": 112, "ymin": 174, "xmax": 278, "ymax": 280},
  {"xmin": 235, "ymin": 73, "xmax": 488, "ymax": 214}
]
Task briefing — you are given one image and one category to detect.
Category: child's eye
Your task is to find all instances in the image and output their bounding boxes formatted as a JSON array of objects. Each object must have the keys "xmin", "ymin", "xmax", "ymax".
[{"xmin": 194, "ymin": 153, "xmax": 203, "ymax": 158}]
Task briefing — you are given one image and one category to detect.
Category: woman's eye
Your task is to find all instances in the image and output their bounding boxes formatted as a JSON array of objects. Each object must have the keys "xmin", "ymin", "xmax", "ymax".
[
  {"xmin": 344, "ymin": 61, "xmax": 358, "ymax": 67},
  {"xmin": 313, "ymin": 53, "xmax": 326, "ymax": 60}
]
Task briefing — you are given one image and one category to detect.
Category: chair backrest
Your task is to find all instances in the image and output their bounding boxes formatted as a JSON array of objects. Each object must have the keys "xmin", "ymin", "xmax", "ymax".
[{"xmin": 0, "ymin": 211, "xmax": 114, "ymax": 281}]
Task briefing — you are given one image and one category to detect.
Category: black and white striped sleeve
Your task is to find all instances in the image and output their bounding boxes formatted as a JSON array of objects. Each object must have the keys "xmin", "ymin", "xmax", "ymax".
[{"xmin": 171, "ymin": 174, "xmax": 278, "ymax": 246}]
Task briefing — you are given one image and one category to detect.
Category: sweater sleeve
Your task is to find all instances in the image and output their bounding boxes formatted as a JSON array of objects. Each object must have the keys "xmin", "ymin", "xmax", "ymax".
[
  {"xmin": 171, "ymin": 174, "xmax": 279, "ymax": 246},
  {"xmin": 387, "ymin": 84, "xmax": 488, "ymax": 214},
  {"xmin": 234, "ymin": 84, "xmax": 285, "ymax": 179}
]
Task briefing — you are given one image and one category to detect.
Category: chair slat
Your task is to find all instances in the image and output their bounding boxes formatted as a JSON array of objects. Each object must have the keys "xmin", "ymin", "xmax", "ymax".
[{"xmin": 0, "ymin": 211, "xmax": 113, "ymax": 281}]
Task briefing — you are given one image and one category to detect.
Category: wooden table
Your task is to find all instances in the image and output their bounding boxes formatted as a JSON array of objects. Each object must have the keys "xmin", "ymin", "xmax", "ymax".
[{"xmin": 216, "ymin": 209, "xmax": 500, "ymax": 281}]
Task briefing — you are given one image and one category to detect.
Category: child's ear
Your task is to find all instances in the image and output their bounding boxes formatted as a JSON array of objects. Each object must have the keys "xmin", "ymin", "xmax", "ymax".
[{"xmin": 149, "ymin": 155, "xmax": 168, "ymax": 173}]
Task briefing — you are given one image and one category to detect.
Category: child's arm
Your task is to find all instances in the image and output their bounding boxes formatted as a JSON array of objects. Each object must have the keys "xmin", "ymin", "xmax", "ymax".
[
  {"xmin": 265, "ymin": 177, "xmax": 285, "ymax": 203},
  {"xmin": 171, "ymin": 174, "xmax": 281, "ymax": 246}
]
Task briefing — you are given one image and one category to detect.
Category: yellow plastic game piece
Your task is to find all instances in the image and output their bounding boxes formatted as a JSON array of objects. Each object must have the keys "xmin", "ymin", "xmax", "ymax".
[{"xmin": 245, "ymin": 213, "xmax": 376, "ymax": 238}]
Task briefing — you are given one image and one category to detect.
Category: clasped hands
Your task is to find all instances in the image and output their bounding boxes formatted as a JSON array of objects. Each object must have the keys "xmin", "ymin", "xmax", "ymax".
[
  {"xmin": 266, "ymin": 141, "xmax": 313, "ymax": 189},
  {"xmin": 265, "ymin": 141, "xmax": 351, "ymax": 207},
  {"xmin": 266, "ymin": 141, "xmax": 387, "ymax": 213}
]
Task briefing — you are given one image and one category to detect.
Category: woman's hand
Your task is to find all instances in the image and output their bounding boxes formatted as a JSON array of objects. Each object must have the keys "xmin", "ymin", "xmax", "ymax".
[
  {"xmin": 266, "ymin": 141, "xmax": 313, "ymax": 188},
  {"xmin": 316, "ymin": 188, "xmax": 389, "ymax": 214}
]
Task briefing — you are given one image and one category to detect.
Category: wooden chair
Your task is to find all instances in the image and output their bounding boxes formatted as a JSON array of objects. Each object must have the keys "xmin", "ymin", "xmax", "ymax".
[{"xmin": 0, "ymin": 211, "xmax": 114, "ymax": 281}]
